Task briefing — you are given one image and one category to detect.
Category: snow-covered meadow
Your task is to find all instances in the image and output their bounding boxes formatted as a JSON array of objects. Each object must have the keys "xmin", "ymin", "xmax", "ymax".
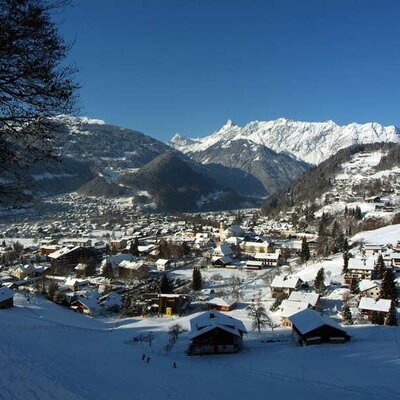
[{"xmin": 1, "ymin": 292, "xmax": 399, "ymax": 400}]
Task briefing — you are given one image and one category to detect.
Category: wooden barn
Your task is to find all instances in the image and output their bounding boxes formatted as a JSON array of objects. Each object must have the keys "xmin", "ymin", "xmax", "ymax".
[
  {"xmin": 289, "ymin": 308, "xmax": 350, "ymax": 346},
  {"xmin": 188, "ymin": 311, "xmax": 247, "ymax": 355},
  {"xmin": 0, "ymin": 286, "xmax": 14, "ymax": 309},
  {"xmin": 206, "ymin": 297, "xmax": 236, "ymax": 312}
]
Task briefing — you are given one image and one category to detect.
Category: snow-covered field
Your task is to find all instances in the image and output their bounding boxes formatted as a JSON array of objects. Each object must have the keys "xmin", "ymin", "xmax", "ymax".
[
  {"xmin": 351, "ymin": 224, "xmax": 400, "ymax": 246},
  {"xmin": 1, "ymin": 293, "xmax": 399, "ymax": 400}
]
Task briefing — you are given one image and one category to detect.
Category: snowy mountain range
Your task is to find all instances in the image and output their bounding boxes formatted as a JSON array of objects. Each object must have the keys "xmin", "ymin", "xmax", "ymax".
[{"xmin": 170, "ymin": 118, "xmax": 400, "ymax": 165}]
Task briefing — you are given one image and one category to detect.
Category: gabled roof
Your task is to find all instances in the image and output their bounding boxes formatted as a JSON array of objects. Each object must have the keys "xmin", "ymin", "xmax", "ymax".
[
  {"xmin": 358, "ymin": 297, "xmax": 391, "ymax": 312},
  {"xmin": 279, "ymin": 299, "xmax": 309, "ymax": 318},
  {"xmin": 271, "ymin": 275, "xmax": 302, "ymax": 289},
  {"xmin": 348, "ymin": 257, "xmax": 375, "ymax": 271},
  {"xmin": 289, "ymin": 309, "xmax": 347, "ymax": 336},
  {"xmin": 359, "ymin": 280, "xmax": 380, "ymax": 292},
  {"xmin": 48, "ymin": 246, "xmax": 81, "ymax": 259},
  {"xmin": 207, "ymin": 297, "xmax": 236, "ymax": 308},
  {"xmin": 254, "ymin": 252, "xmax": 280, "ymax": 260},
  {"xmin": 190, "ymin": 310, "xmax": 247, "ymax": 338},
  {"xmin": 288, "ymin": 291, "xmax": 320, "ymax": 307}
]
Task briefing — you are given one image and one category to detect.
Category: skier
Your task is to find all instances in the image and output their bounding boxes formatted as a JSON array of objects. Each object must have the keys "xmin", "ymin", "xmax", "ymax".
[
  {"xmin": 142, "ymin": 354, "xmax": 146, "ymax": 361},
  {"xmin": 146, "ymin": 356, "xmax": 150, "ymax": 363},
  {"xmin": 173, "ymin": 362, "xmax": 177, "ymax": 368}
]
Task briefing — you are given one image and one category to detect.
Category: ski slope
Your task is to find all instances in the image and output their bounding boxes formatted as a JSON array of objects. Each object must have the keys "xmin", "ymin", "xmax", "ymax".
[{"xmin": 1, "ymin": 293, "xmax": 399, "ymax": 400}]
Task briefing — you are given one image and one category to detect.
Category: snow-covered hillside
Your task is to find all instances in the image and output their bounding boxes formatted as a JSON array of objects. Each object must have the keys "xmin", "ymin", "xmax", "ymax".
[
  {"xmin": 170, "ymin": 118, "xmax": 400, "ymax": 165},
  {"xmin": 1, "ymin": 293, "xmax": 399, "ymax": 400}
]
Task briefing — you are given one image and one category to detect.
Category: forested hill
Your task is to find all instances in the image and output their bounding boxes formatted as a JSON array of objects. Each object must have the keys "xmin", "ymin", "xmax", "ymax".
[{"xmin": 261, "ymin": 142, "xmax": 400, "ymax": 217}]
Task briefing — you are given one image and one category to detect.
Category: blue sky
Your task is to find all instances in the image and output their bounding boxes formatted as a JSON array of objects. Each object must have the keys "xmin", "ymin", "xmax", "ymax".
[{"xmin": 58, "ymin": 0, "xmax": 400, "ymax": 142}]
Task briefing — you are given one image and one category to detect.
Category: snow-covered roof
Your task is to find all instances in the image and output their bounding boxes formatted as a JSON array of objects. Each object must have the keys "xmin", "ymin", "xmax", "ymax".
[
  {"xmin": 288, "ymin": 291, "xmax": 320, "ymax": 307},
  {"xmin": 211, "ymin": 255, "xmax": 233, "ymax": 264},
  {"xmin": 214, "ymin": 243, "xmax": 233, "ymax": 257},
  {"xmin": 156, "ymin": 259, "xmax": 170, "ymax": 266},
  {"xmin": 254, "ymin": 252, "xmax": 280, "ymax": 260},
  {"xmin": 348, "ymin": 257, "xmax": 375, "ymax": 271},
  {"xmin": 190, "ymin": 311, "xmax": 247, "ymax": 339},
  {"xmin": 118, "ymin": 260, "xmax": 146, "ymax": 270},
  {"xmin": 48, "ymin": 246, "xmax": 80, "ymax": 259},
  {"xmin": 279, "ymin": 300, "xmax": 309, "ymax": 318},
  {"xmin": 271, "ymin": 275, "xmax": 302, "ymax": 289},
  {"xmin": 0, "ymin": 286, "xmax": 14, "ymax": 302},
  {"xmin": 289, "ymin": 309, "xmax": 346, "ymax": 335},
  {"xmin": 359, "ymin": 280, "xmax": 380, "ymax": 292},
  {"xmin": 207, "ymin": 297, "xmax": 236, "ymax": 308},
  {"xmin": 358, "ymin": 297, "xmax": 391, "ymax": 312}
]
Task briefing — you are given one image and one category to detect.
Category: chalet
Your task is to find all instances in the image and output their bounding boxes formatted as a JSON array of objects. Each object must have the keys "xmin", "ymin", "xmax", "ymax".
[
  {"xmin": 359, "ymin": 280, "xmax": 381, "ymax": 300},
  {"xmin": 253, "ymin": 252, "xmax": 281, "ymax": 267},
  {"xmin": 12, "ymin": 263, "xmax": 35, "ymax": 279},
  {"xmin": 214, "ymin": 243, "xmax": 234, "ymax": 258},
  {"xmin": 62, "ymin": 238, "xmax": 92, "ymax": 248},
  {"xmin": 344, "ymin": 257, "xmax": 375, "ymax": 284},
  {"xmin": 288, "ymin": 291, "xmax": 320, "ymax": 309},
  {"xmin": 40, "ymin": 245, "xmax": 60, "ymax": 256},
  {"xmin": 279, "ymin": 300, "xmax": 309, "ymax": 327},
  {"xmin": 389, "ymin": 253, "xmax": 400, "ymax": 271},
  {"xmin": 289, "ymin": 308, "xmax": 350, "ymax": 346},
  {"xmin": 207, "ymin": 297, "xmax": 236, "ymax": 312},
  {"xmin": 245, "ymin": 260, "xmax": 265, "ymax": 270},
  {"xmin": 65, "ymin": 277, "xmax": 89, "ymax": 291},
  {"xmin": 358, "ymin": 297, "xmax": 392, "ymax": 321},
  {"xmin": 158, "ymin": 294, "xmax": 191, "ymax": 316},
  {"xmin": 116, "ymin": 260, "xmax": 148, "ymax": 280},
  {"xmin": 0, "ymin": 286, "xmax": 14, "ymax": 309},
  {"xmin": 156, "ymin": 258, "xmax": 171, "ymax": 272},
  {"xmin": 71, "ymin": 292, "xmax": 101, "ymax": 315},
  {"xmin": 99, "ymin": 292, "xmax": 122, "ymax": 311},
  {"xmin": 188, "ymin": 311, "xmax": 247, "ymax": 355},
  {"xmin": 211, "ymin": 256, "xmax": 233, "ymax": 268},
  {"xmin": 363, "ymin": 244, "xmax": 383, "ymax": 257},
  {"xmin": 365, "ymin": 196, "xmax": 381, "ymax": 203},
  {"xmin": 271, "ymin": 276, "xmax": 303, "ymax": 298}
]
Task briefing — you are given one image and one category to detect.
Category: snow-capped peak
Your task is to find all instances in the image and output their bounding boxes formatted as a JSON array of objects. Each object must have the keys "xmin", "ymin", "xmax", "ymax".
[{"xmin": 169, "ymin": 118, "xmax": 400, "ymax": 165}]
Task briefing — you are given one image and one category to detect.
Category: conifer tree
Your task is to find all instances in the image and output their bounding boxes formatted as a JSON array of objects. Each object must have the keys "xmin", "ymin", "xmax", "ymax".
[
  {"xmin": 380, "ymin": 269, "xmax": 397, "ymax": 301},
  {"xmin": 350, "ymin": 279, "xmax": 360, "ymax": 295},
  {"xmin": 300, "ymin": 237, "xmax": 310, "ymax": 263},
  {"xmin": 248, "ymin": 298, "xmax": 269, "ymax": 333},
  {"xmin": 160, "ymin": 273, "xmax": 173, "ymax": 294},
  {"xmin": 342, "ymin": 252, "xmax": 349, "ymax": 274},
  {"xmin": 341, "ymin": 303, "xmax": 353, "ymax": 325},
  {"xmin": 374, "ymin": 254, "xmax": 386, "ymax": 279},
  {"xmin": 192, "ymin": 267, "xmax": 202, "ymax": 291},
  {"xmin": 314, "ymin": 268, "xmax": 325, "ymax": 295},
  {"xmin": 385, "ymin": 301, "xmax": 398, "ymax": 326}
]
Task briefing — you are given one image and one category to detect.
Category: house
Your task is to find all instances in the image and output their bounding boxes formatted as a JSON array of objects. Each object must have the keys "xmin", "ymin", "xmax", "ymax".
[
  {"xmin": 279, "ymin": 300, "xmax": 309, "ymax": 327},
  {"xmin": 245, "ymin": 260, "xmax": 265, "ymax": 270},
  {"xmin": 240, "ymin": 240, "xmax": 271, "ymax": 255},
  {"xmin": 12, "ymin": 263, "xmax": 35, "ymax": 279},
  {"xmin": 214, "ymin": 243, "xmax": 234, "ymax": 258},
  {"xmin": 344, "ymin": 257, "xmax": 375, "ymax": 284},
  {"xmin": 99, "ymin": 292, "xmax": 122, "ymax": 311},
  {"xmin": 207, "ymin": 297, "xmax": 236, "ymax": 312},
  {"xmin": 188, "ymin": 311, "xmax": 247, "ymax": 355},
  {"xmin": 271, "ymin": 276, "xmax": 303, "ymax": 298},
  {"xmin": 158, "ymin": 294, "xmax": 191, "ymax": 316},
  {"xmin": 74, "ymin": 263, "xmax": 87, "ymax": 278},
  {"xmin": 65, "ymin": 277, "xmax": 89, "ymax": 291},
  {"xmin": 359, "ymin": 280, "xmax": 381, "ymax": 300},
  {"xmin": 156, "ymin": 258, "xmax": 171, "ymax": 272},
  {"xmin": 116, "ymin": 260, "xmax": 148, "ymax": 280},
  {"xmin": 363, "ymin": 244, "xmax": 383, "ymax": 257},
  {"xmin": 0, "ymin": 286, "xmax": 14, "ymax": 309},
  {"xmin": 211, "ymin": 256, "xmax": 233, "ymax": 268},
  {"xmin": 289, "ymin": 308, "xmax": 350, "ymax": 345},
  {"xmin": 71, "ymin": 292, "xmax": 101, "ymax": 315},
  {"xmin": 358, "ymin": 297, "xmax": 392, "ymax": 321},
  {"xmin": 253, "ymin": 252, "xmax": 281, "ymax": 267},
  {"xmin": 288, "ymin": 291, "xmax": 320, "ymax": 308}
]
